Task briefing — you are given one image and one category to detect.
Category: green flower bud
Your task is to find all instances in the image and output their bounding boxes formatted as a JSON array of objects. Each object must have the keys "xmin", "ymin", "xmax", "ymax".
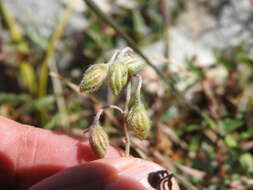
[
  {"xmin": 108, "ymin": 59, "xmax": 128, "ymax": 95},
  {"xmin": 128, "ymin": 94, "xmax": 137, "ymax": 111},
  {"xmin": 89, "ymin": 124, "xmax": 109, "ymax": 158},
  {"xmin": 127, "ymin": 75, "xmax": 142, "ymax": 111},
  {"xmin": 123, "ymin": 50, "xmax": 145, "ymax": 74},
  {"xmin": 80, "ymin": 63, "xmax": 108, "ymax": 93},
  {"xmin": 127, "ymin": 102, "xmax": 150, "ymax": 139}
]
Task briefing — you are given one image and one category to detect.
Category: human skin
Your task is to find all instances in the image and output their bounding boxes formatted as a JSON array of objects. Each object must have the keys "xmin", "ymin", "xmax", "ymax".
[{"xmin": 0, "ymin": 116, "xmax": 179, "ymax": 190}]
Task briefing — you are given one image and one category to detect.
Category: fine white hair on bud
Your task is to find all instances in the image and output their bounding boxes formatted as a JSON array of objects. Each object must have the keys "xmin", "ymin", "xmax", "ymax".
[
  {"xmin": 89, "ymin": 124, "xmax": 109, "ymax": 158},
  {"xmin": 121, "ymin": 48, "xmax": 145, "ymax": 74},
  {"xmin": 127, "ymin": 102, "xmax": 150, "ymax": 139},
  {"xmin": 79, "ymin": 63, "xmax": 108, "ymax": 93},
  {"xmin": 108, "ymin": 59, "xmax": 128, "ymax": 95}
]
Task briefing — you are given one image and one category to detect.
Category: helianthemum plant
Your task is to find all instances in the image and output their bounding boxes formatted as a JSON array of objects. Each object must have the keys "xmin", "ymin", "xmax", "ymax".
[{"xmin": 79, "ymin": 47, "xmax": 150, "ymax": 158}]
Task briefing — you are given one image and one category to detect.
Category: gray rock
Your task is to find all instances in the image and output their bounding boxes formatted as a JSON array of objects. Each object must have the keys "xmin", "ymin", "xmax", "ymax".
[
  {"xmin": 142, "ymin": 0, "xmax": 252, "ymax": 95},
  {"xmin": 2, "ymin": 0, "xmax": 87, "ymax": 44},
  {"xmin": 145, "ymin": 0, "xmax": 253, "ymax": 66},
  {"xmin": 2, "ymin": 0, "xmax": 252, "ymax": 64}
]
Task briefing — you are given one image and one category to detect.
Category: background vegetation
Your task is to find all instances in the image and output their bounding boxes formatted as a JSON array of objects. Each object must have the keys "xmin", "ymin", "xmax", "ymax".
[{"xmin": 0, "ymin": 0, "xmax": 252, "ymax": 189}]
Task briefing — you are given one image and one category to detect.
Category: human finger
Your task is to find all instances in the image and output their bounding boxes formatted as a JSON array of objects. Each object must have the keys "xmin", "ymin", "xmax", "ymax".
[
  {"xmin": 29, "ymin": 157, "xmax": 180, "ymax": 190},
  {"xmin": 0, "ymin": 116, "xmax": 123, "ymax": 189}
]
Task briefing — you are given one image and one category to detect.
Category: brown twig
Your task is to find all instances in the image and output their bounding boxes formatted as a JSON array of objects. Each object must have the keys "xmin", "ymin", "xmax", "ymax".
[
  {"xmin": 49, "ymin": 72, "xmax": 121, "ymax": 127},
  {"xmin": 200, "ymin": 68, "xmax": 220, "ymax": 123}
]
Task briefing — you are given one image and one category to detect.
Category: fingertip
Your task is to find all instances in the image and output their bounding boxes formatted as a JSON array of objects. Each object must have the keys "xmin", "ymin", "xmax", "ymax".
[
  {"xmin": 104, "ymin": 177, "xmax": 146, "ymax": 190},
  {"xmin": 29, "ymin": 162, "xmax": 118, "ymax": 190},
  {"xmin": 30, "ymin": 157, "xmax": 173, "ymax": 190},
  {"xmin": 0, "ymin": 116, "xmax": 123, "ymax": 189},
  {"xmin": 103, "ymin": 157, "xmax": 163, "ymax": 190}
]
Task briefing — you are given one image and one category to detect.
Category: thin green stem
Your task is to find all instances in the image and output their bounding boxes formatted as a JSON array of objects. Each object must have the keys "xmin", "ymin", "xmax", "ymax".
[
  {"xmin": 93, "ymin": 101, "xmax": 130, "ymax": 156},
  {"xmin": 105, "ymin": 105, "xmax": 124, "ymax": 114},
  {"xmin": 135, "ymin": 74, "xmax": 142, "ymax": 102},
  {"xmin": 123, "ymin": 121, "xmax": 130, "ymax": 156},
  {"xmin": 82, "ymin": 0, "xmax": 205, "ymax": 119},
  {"xmin": 93, "ymin": 105, "xmax": 124, "ymax": 125},
  {"xmin": 93, "ymin": 109, "xmax": 104, "ymax": 125},
  {"xmin": 83, "ymin": 0, "xmax": 176, "ymax": 91},
  {"xmin": 123, "ymin": 81, "xmax": 132, "ymax": 156},
  {"xmin": 125, "ymin": 81, "xmax": 132, "ymax": 112},
  {"xmin": 108, "ymin": 50, "xmax": 121, "ymax": 64},
  {"xmin": 38, "ymin": 1, "xmax": 78, "ymax": 98}
]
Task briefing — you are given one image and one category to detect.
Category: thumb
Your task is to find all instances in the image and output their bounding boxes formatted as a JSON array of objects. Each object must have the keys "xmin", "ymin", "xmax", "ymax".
[
  {"xmin": 29, "ymin": 157, "xmax": 180, "ymax": 190},
  {"xmin": 0, "ymin": 116, "xmax": 122, "ymax": 189}
]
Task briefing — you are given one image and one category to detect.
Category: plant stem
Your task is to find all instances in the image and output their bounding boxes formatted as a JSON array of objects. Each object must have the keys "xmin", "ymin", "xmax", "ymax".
[
  {"xmin": 94, "ymin": 105, "xmax": 124, "ymax": 124},
  {"xmin": 93, "ymin": 102, "xmax": 130, "ymax": 156},
  {"xmin": 125, "ymin": 81, "xmax": 132, "ymax": 112},
  {"xmin": 135, "ymin": 74, "xmax": 142, "ymax": 102},
  {"xmin": 124, "ymin": 82, "xmax": 132, "ymax": 156},
  {"xmin": 82, "ymin": 0, "xmax": 176, "ymax": 92},
  {"xmin": 0, "ymin": 0, "xmax": 29, "ymax": 53},
  {"xmin": 160, "ymin": 0, "xmax": 170, "ymax": 59},
  {"xmin": 93, "ymin": 109, "xmax": 104, "ymax": 124},
  {"xmin": 82, "ymin": 0, "xmax": 206, "ymax": 120},
  {"xmin": 123, "ymin": 121, "xmax": 130, "ymax": 156},
  {"xmin": 49, "ymin": 57, "xmax": 69, "ymax": 130},
  {"xmin": 108, "ymin": 49, "xmax": 121, "ymax": 64},
  {"xmin": 38, "ymin": 1, "xmax": 78, "ymax": 98},
  {"xmin": 108, "ymin": 105, "xmax": 125, "ymax": 114}
]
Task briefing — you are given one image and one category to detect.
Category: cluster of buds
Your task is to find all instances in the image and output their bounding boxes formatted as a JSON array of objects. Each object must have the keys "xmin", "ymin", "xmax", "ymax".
[
  {"xmin": 80, "ymin": 47, "xmax": 150, "ymax": 158},
  {"xmin": 79, "ymin": 47, "xmax": 145, "ymax": 95}
]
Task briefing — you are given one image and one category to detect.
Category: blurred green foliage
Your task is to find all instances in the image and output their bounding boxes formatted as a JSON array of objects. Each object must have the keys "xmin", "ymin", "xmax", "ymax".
[{"xmin": 0, "ymin": 0, "xmax": 253, "ymax": 189}]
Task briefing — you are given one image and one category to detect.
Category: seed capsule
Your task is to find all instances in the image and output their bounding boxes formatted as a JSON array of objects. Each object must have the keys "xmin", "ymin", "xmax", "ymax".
[
  {"xmin": 108, "ymin": 59, "xmax": 128, "ymax": 95},
  {"xmin": 89, "ymin": 124, "xmax": 109, "ymax": 158},
  {"xmin": 80, "ymin": 63, "xmax": 108, "ymax": 93},
  {"xmin": 127, "ymin": 102, "xmax": 150, "ymax": 139},
  {"xmin": 122, "ymin": 49, "xmax": 145, "ymax": 74}
]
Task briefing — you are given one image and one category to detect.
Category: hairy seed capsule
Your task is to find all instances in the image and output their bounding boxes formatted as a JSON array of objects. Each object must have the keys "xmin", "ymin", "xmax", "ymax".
[
  {"xmin": 127, "ymin": 103, "xmax": 150, "ymax": 139},
  {"xmin": 89, "ymin": 124, "xmax": 109, "ymax": 158},
  {"xmin": 108, "ymin": 59, "xmax": 128, "ymax": 95},
  {"xmin": 123, "ymin": 50, "xmax": 145, "ymax": 74},
  {"xmin": 80, "ymin": 63, "xmax": 108, "ymax": 93}
]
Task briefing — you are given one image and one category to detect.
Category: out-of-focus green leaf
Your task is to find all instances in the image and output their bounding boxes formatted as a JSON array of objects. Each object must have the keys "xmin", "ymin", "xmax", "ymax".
[
  {"xmin": 203, "ymin": 115, "xmax": 218, "ymax": 131},
  {"xmin": 220, "ymin": 117, "xmax": 243, "ymax": 136},
  {"xmin": 132, "ymin": 10, "xmax": 146, "ymax": 37},
  {"xmin": 21, "ymin": 95, "xmax": 55, "ymax": 113},
  {"xmin": 240, "ymin": 153, "xmax": 253, "ymax": 172},
  {"xmin": 239, "ymin": 127, "xmax": 253, "ymax": 140},
  {"xmin": 214, "ymin": 49, "xmax": 237, "ymax": 70},
  {"xmin": 161, "ymin": 107, "xmax": 179, "ymax": 122},
  {"xmin": 0, "ymin": 0, "xmax": 29, "ymax": 53},
  {"xmin": 225, "ymin": 134, "xmax": 238, "ymax": 148},
  {"xmin": 0, "ymin": 93, "xmax": 31, "ymax": 106},
  {"xmin": 240, "ymin": 58, "xmax": 253, "ymax": 69},
  {"xmin": 186, "ymin": 124, "xmax": 201, "ymax": 132},
  {"xmin": 206, "ymin": 184, "xmax": 221, "ymax": 190},
  {"xmin": 83, "ymin": 23, "xmax": 113, "ymax": 59},
  {"xmin": 189, "ymin": 137, "xmax": 200, "ymax": 152},
  {"xmin": 77, "ymin": 119, "xmax": 88, "ymax": 130},
  {"xmin": 185, "ymin": 56, "xmax": 204, "ymax": 79},
  {"xmin": 20, "ymin": 61, "xmax": 37, "ymax": 95},
  {"xmin": 43, "ymin": 112, "xmax": 64, "ymax": 130},
  {"xmin": 24, "ymin": 24, "xmax": 48, "ymax": 49}
]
